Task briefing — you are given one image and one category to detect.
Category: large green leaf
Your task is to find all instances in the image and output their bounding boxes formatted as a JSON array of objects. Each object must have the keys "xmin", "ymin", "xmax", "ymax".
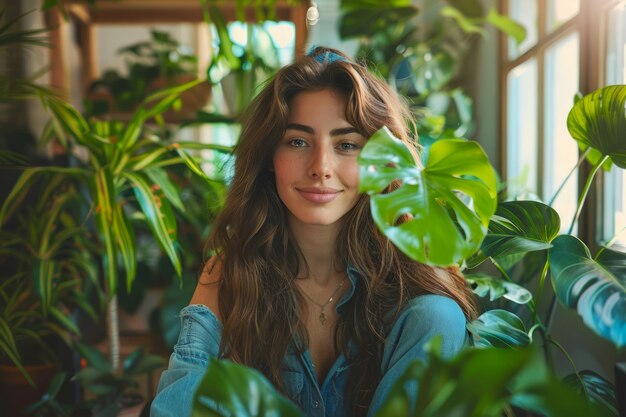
[
  {"xmin": 549, "ymin": 235, "xmax": 626, "ymax": 348},
  {"xmin": 358, "ymin": 127, "xmax": 497, "ymax": 266},
  {"xmin": 480, "ymin": 200, "xmax": 560, "ymax": 260},
  {"xmin": 567, "ymin": 85, "xmax": 626, "ymax": 168},
  {"xmin": 467, "ymin": 309, "xmax": 530, "ymax": 348},
  {"xmin": 563, "ymin": 371, "xmax": 618, "ymax": 416},
  {"xmin": 465, "ymin": 273, "xmax": 532, "ymax": 304},
  {"xmin": 192, "ymin": 358, "xmax": 301, "ymax": 417}
]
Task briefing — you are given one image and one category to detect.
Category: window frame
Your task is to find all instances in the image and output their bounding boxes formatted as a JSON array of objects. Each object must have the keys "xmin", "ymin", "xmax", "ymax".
[{"xmin": 498, "ymin": 0, "xmax": 623, "ymax": 249}]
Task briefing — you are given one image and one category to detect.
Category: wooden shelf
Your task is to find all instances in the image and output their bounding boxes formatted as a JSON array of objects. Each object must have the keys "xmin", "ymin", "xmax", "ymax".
[{"xmin": 46, "ymin": 0, "xmax": 310, "ymax": 94}]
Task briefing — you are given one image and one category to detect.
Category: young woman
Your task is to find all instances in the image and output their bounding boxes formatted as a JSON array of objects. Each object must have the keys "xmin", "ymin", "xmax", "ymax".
[{"xmin": 151, "ymin": 47, "xmax": 476, "ymax": 417}]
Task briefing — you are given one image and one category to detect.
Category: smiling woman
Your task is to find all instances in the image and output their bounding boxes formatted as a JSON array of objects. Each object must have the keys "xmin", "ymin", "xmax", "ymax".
[{"xmin": 151, "ymin": 46, "xmax": 477, "ymax": 417}]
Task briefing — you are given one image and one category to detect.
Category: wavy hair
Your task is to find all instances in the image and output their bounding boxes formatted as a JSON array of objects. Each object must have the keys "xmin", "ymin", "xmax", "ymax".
[{"xmin": 207, "ymin": 47, "xmax": 477, "ymax": 416}]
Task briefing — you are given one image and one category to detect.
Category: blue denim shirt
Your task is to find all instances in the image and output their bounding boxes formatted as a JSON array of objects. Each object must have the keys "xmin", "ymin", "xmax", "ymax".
[{"xmin": 151, "ymin": 269, "xmax": 467, "ymax": 417}]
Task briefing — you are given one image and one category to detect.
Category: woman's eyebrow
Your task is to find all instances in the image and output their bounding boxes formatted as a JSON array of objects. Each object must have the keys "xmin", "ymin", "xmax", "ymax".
[{"xmin": 285, "ymin": 123, "xmax": 361, "ymax": 136}]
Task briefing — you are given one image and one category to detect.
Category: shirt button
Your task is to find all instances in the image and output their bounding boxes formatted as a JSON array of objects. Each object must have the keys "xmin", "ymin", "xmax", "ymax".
[{"xmin": 313, "ymin": 400, "xmax": 320, "ymax": 408}]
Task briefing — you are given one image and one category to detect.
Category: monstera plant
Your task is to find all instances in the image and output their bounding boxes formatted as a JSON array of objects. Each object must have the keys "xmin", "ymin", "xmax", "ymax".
[{"xmin": 189, "ymin": 81, "xmax": 625, "ymax": 416}]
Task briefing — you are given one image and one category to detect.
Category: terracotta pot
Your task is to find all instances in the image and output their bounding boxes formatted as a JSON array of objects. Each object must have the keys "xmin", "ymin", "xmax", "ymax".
[{"xmin": 0, "ymin": 362, "xmax": 59, "ymax": 417}]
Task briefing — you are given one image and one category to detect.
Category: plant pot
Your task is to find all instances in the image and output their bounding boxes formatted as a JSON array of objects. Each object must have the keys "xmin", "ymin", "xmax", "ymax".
[{"xmin": 0, "ymin": 362, "xmax": 58, "ymax": 417}]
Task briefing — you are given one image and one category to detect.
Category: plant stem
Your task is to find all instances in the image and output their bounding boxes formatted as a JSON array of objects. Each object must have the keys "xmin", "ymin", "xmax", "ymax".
[
  {"xmin": 549, "ymin": 337, "xmax": 589, "ymax": 399},
  {"xmin": 492, "ymin": 258, "xmax": 538, "ymax": 316},
  {"xmin": 595, "ymin": 226, "xmax": 626, "ymax": 258},
  {"xmin": 548, "ymin": 148, "xmax": 590, "ymax": 206},
  {"xmin": 108, "ymin": 295, "xmax": 120, "ymax": 373},
  {"xmin": 567, "ymin": 156, "xmax": 609, "ymax": 235},
  {"xmin": 533, "ymin": 258, "xmax": 550, "ymax": 324}
]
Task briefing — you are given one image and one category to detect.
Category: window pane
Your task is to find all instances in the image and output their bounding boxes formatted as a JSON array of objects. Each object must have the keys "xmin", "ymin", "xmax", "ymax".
[
  {"xmin": 508, "ymin": 0, "xmax": 538, "ymax": 60},
  {"xmin": 546, "ymin": 0, "xmax": 580, "ymax": 33},
  {"xmin": 603, "ymin": 1, "xmax": 626, "ymax": 245},
  {"xmin": 507, "ymin": 59, "xmax": 538, "ymax": 198},
  {"xmin": 544, "ymin": 33, "xmax": 579, "ymax": 233}
]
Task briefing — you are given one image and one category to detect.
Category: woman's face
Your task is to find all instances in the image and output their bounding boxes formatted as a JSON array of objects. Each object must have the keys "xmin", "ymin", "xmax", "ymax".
[{"xmin": 272, "ymin": 89, "xmax": 366, "ymax": 230}]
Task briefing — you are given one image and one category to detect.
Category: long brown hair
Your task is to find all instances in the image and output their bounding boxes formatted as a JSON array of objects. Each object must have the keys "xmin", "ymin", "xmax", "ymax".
[{"xmin": 207, "ymin": 47, "xmax": 476, "ymax": 415}]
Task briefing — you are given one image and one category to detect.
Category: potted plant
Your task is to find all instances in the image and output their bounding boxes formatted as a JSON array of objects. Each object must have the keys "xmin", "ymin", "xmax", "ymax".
[{"xmin": 86, "ymin": 29, "xmax": 212, "ymax": 121}]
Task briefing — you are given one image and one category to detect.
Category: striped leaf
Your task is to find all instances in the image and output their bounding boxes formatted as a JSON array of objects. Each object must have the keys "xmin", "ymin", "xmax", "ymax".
[
  {"xmin": 94, "ymin": 168, "xmax": 119, "ymax": 295},
  {"xmin": 49, "ymin": 306, "xmax": 80, "ymax": 336},
  {"xmin": 145, "ymin": 168, "xmax": 184, "ymax": 211},
  {"xmin": 467, "ymin": 309, "xmax": 531, "ymax": 348},
  {"xmin": 33, "ymin": 259, "xmax": 55, "ymax": 316},
  {"xmin": 124, "ymin": 172, "xmax": 181, "ymax": 277},
  {"xmin": 112, "ymin": 204, "xmax": 137, "ymax": 293}
]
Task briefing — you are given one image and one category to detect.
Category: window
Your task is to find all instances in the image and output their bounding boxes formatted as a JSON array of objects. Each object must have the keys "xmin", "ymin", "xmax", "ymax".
[
  {"xmin": 501, "ymin": 0, "xmax": 622, "ymax": 239},
  {"xmin": 602, "ymin": 1, "xmax": 626, "ymax": 246}
]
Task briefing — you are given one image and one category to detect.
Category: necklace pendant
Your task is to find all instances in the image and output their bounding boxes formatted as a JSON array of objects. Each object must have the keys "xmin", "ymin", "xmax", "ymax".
[{"xmin": 319, "ymin": 312, "xmax": 327, "ymax": 325}]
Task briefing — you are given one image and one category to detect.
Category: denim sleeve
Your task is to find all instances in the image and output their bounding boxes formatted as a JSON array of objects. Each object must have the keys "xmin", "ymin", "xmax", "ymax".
[
  {"xmin": 367, "ymin": 294, "xmax": 467, "ymax": 417},
  {"xmin": 151, "ymin": 305, "xmax": 222, "ymax": 417}
]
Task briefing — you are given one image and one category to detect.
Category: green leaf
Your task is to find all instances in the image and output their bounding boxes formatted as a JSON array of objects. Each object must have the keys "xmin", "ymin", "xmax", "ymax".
[
  {"xmin": 376, "ymin": 345, "xmax": 534, "ymax": 417},
  {"xmin": 440, "ymin": 6, "xmax": 487, "ymax": 36},
  {"xmin": 339, "ymin": 6, "xmax": 419, "ymax": 39},
  {"xmin": 74, "ymin": 342, "xmax": 112, "ymax": 373},
  {"xmin": 0, "ymin": 167, "xmax": 87, "ymax": 228},
  {"xmin": 124, "ymin": 172, "xmax": 182, "ymax": 277},
  {"xmin": 49, "ymin": 305, "xmax": 80, "ymax": 336},
  {"xmin": 567, "ymin": 85, "xmax": 626, "ymax": 168},
  {"xmin": 94, "ymin": 168, "xmax": 118, "ymax": 296},
  {"xmin": 359, "ymin": 127, "xmax": 497, "ymax": 266},
  {"xmin": 563, "ymin": 371, "xmax": 618, "ymax": 416},
  {"xmin": 549, "ymin": 235, "xmax": 626, "ymax": 348},
  {"xmin": 467, "ymin": 309, "xmax": 530, "ymax": 348},
  {"xmin": 480, "ymin": 200, "xmax": 560, "ymax": 259},
  {"xmin": 192, "ymin": 358, "xmax": 302, "ymax": 417},
  {"xmin": 33, "ymin": 258, "xmax": 54, "ymax": 315},
  {"xmin": 175, "ymin": 147, "xmax": 212, "ymax": 183},
  {"xmin": 485, "ymin": 8, "xmax": 526, "ymax": 45},
  {"xmin": 145, "ymin": 168, "xmax": 184, "ymax": 211},
  {"xmin": 111, "ymin": 203, "xmax": 137, "ymax": 293},
  {"xmin": 465, "ymin": 273, "xmax": 532, "ymax": 304}
]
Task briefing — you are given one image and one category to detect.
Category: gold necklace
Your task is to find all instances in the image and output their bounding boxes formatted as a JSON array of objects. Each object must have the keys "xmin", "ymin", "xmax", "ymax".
[{"xmin": 299, "ymin": 278, "xmax": 346, "ymax": 325}]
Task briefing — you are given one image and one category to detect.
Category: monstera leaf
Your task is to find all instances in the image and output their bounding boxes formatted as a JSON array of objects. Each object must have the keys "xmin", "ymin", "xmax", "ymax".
[
  {"xmin": 549, "ymin": 235, "xmax": 626, "ymax": 348},
  {"xmin": 481, "ymin": 201, "xmax": 561, "ymax": 259},
  {"xmin": 192, "ymin": 358, "xmax": 302, "ymax": 417},
  {"xmin": 567, "ymin": 85, "xmax": 626, "ymax": 168},
  {"xmin": 359, "ymin": 126, "xmax": 497, "ymax": 266}
]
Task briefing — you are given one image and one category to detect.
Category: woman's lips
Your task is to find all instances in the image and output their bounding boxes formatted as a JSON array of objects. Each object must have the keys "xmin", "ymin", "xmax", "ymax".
[{"xmin": 296, "ymin": 187, "xmax": 341, "ymax": 203}]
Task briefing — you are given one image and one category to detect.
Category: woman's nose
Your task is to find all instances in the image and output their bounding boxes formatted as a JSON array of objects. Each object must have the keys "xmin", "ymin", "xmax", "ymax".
[{"xmin": 308, "ymin": 146, "xmax": 332, "ymax": 179}]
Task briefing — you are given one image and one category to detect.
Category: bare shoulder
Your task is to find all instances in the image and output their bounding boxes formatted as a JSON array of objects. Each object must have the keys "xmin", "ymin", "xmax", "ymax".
[{"xmin": 190, "ymin": 256, "xmax": 222, "ymax": 321}]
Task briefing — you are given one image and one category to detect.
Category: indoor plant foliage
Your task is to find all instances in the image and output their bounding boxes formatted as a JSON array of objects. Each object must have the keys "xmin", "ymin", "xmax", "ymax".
[
  {"xmin": 85, "ymin": 30, "xmax": 212, "ymax": 119},
  {"xmin": 339, "ymin": 0, "xmax": 525, "ymax": 140},
  {"xmin": 190, "ymin": 82, "xmax": 624, "ymax": 416},
  {"xmin": 0, "ymin": 80, "xmax": 228, "ymax": 372}
]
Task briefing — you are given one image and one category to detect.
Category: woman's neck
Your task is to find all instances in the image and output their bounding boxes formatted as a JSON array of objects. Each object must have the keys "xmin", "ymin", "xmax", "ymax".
[{"xmin": 288, "ymin": 216, "xmax": 344, "ymax": 287}]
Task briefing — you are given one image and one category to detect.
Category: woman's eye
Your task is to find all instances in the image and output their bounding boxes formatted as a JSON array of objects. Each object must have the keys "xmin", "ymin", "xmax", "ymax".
[
  {"xmin": 338, "ymin": 142, "xmax": 361, "ymax": 152},
  {"xmin": 288, "ymin": 138, "xmax": 308, "ymax": 147}
]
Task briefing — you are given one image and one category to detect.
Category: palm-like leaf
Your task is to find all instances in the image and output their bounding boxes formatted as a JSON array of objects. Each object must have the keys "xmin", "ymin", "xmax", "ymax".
[
  {"xmin": 358, "ymin": 126, "xmax": 497, "ymax": 266},
  {"xmin": 549, "ymin": 235, "xmax": 626, "ymax": 348}
]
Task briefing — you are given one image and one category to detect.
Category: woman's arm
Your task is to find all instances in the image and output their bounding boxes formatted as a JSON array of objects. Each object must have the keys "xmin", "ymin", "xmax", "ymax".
[
  {"xmin": 367, "ymin": 294, "xmax": 468, "ymax": 417},
  {"xmin": 151, "ymin": 259, "xmax": 223, "ymax": 417}
]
